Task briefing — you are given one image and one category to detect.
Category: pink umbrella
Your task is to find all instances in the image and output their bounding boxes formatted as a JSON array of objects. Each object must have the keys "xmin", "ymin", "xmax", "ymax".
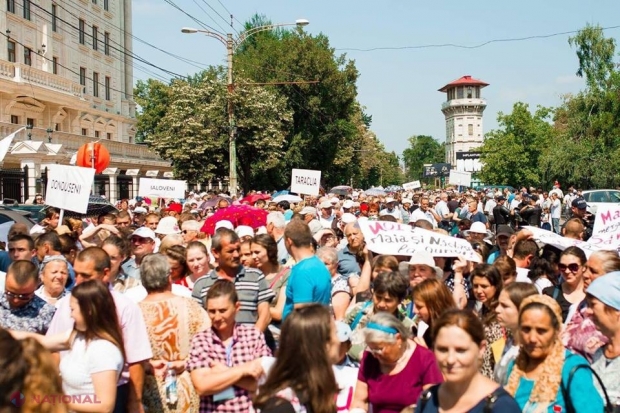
[
  {"xmin": 239, "ymin": 193, "xmax": 271, "ymax": 206},
  {"xmin": 201, "ymin": 204, "xmax": 268, "ymax": 235}
]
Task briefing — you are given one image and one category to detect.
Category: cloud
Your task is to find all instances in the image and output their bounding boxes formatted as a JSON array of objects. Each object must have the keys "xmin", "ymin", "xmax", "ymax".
[{"xmin": 555, "ymin": 74, "xmax": 582, "ymax": 84}]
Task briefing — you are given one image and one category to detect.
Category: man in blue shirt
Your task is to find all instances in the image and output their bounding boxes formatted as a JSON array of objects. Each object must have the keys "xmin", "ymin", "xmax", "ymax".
[{"xmin": 282, "ymin": 219, "xmax": 331, "ymax": 320}]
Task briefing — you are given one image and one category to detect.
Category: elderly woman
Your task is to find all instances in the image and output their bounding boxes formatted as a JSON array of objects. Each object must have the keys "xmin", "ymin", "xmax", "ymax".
[
  {"xmin": 345, "ymin": 271, "xmax": 413, "ymax": 362},
  {"xmin": 317, "ymin": 247, "xmax": 352, "ymax": 320},
  {"xmin": 351, "ymin": 312, "xmax": 443, "ymax": 413},
  {"xmin": 138, "ymin": 254, "xmax": 211, "ymax": 413},
  {"xmin": 505, "ymin": 295, "xmax": 603, "ymax": 412},
  {"xmin": 585, "ymin": 271, "xmax": 620, "ymax": 405},
  {"xmin": 35, "ymin": 255, "xmax": 69, "ymax": 306}
]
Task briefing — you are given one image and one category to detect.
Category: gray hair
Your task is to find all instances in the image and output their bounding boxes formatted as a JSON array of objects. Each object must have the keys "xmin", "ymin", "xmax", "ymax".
[
  {"xmin": 140, "ymin": 253, "xmax": 171, "ymax": 293},
  {"xmin": 590, "ymin": 250, "xmax": 620, "ymax": 274},
  {"xmin": 212, "ymin": 228, "xmax": 239, "ymax": 252},
  {"xmin": 316, "ymin": 247, "xmax": 338, "ymax": 265},
  {"xmin": 363, "ymin": 312, "xmax": 410, "ymax": 344},
  {"xmin": 182, "ymin": 220, "xmax": 202, "ymax": 231},
  {"xmin": 267, "ymin": 212, "xmax": 286, "ymax": 229},
  {"xmin": 39, "ymin": 255, "xmax": 69, "ymax": 274}
]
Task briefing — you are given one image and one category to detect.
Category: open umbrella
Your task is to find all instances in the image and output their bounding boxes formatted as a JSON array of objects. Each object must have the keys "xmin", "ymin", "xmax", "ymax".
[
  {"xmin": 201, "ymin": 204, "xmax": 268, "ymax": 235},
  {"xmin": 365, "ymin": 188, "xmax": 387, "ymax": 196},
  {"xmin": 43, "ymin": 196, "xmax": 118, "ymax": 218},
  {"xmin": 272, "ymin": 190, "xmax": 290, "ymax": 198},
  {"xmin": 329, "ymin": 185, "xmax": 352, "ymax": 196},
  {"xmin": 200, "ymin": 196, "xmax": 231, "ymax": 209},
  {"xmin": 239, "ymin": 193, "xmax": 271, "ymax": 206},
  {"xmin": 385, "ymin": 185, "xmax": 403, "ymax": 192},
  {"xmin": 272, "ymin": 194, "xmax": 302, "ymax": 204}
]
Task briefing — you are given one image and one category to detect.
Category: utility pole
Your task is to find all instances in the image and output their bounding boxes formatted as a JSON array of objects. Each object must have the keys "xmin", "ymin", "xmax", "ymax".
[{"xmin": 226, "ymin": 34, "xmax": 237, "ymax": 196}]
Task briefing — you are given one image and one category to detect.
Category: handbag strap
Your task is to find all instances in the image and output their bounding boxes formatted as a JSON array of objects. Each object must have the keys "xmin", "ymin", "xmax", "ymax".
[
  {"xmin": 350, "ymin": 301, "xmax": 372, "ymax": 331},
  {"xmin": 562, "ymin": 361, "xmax": 613, "ymax": 413}
]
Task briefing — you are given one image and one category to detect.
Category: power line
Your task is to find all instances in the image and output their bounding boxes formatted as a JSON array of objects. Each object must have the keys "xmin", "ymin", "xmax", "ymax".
[
  {"xmin": 214, "ymin": 0, "xmax": 243, "ymax": 28},
  {"xmin": 162, "ymin": 0, "xmax": 227, "ymax": 36},
  {"xmin": 196, "ymin": 0, "xmax": 237, "ymax": 35},
  {"xmin": 336, "ymin": 24, "xmax": 620, "ymax": 52}
]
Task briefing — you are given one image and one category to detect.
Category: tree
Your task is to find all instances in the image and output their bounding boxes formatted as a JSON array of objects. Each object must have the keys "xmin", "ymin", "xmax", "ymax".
[
  {"xmin": 568, "ymin": 24, "xmax": 617, "ymax": 91},
  {"xmin": 139, "ymin": 69, "xmax": 292, "ymax": 190},
  {"xmin": 402, "ymin": 135, "xmax": 444, "ymax": 181},
  {"xmin": 134, "ymin": 79, "xmax": 172, "ymax": 143},
  {"xmin": 233, "ymin": 15, "xmax": 360, "ymax": 188},
  {"xmin": 478, "ymin": 103, "xmax": 554, "ymax": 188}
]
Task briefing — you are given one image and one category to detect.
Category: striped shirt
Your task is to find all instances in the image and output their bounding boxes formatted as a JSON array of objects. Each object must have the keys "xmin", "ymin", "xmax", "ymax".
[{"xmin": 192, "ymin": 266, "xmax": 275, "ymax": 324}]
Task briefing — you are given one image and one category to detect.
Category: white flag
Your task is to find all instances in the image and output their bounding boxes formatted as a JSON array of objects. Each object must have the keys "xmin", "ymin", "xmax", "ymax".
[
  {"xmin": 0, "ymin": 127, "xmax": 25, "ymax": 162},
  {"xmin": 69, "ymin": 152, "xmax": 77, "ymax": 165}
]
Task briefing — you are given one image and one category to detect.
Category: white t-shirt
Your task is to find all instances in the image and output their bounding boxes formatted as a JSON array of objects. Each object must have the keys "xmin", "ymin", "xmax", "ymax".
[
  {"xmin": 60, "ymin": 336, "xmax": 124, "ymax": 396},
  {"xmin": 0, "ymin": 271, "xmax": 5, "ymax": 293},
  {"xmin": 435, "ymin": 201, "xmax": 450, "ymax": 220},
  {"xmin": 484, "ymin": 199, "xmax": 496, "ymax": 214},
  {"xmin": 516, "ymin": 267, "xmax": 532, "ymax": 283},
  {"xmin": 409, "ymin": 208, "xmax": 436, "ymax": 228},
  {"xmin": 550, "ymin": 199, "xmax": 562, "ymax": 219},
  {"xmin": 379, "ymin": 207, "xmax": 402, "ymax": 220}
]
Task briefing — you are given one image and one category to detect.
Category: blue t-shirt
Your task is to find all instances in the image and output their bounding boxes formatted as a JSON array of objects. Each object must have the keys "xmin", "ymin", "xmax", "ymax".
[
  {"xmin": 506, "ymin": 351, "xmax": 604, "ymax": 413},
  {"xmin": 415, "ymin": 385, "xmax": 520, "ymax": 413},
  {"xmin": 337, "ymin": 248, "xmax": 361, "ymax": 277},
  {"xmin": 282, "ymin": 255, "xmax": 331, "ymax": 320}
]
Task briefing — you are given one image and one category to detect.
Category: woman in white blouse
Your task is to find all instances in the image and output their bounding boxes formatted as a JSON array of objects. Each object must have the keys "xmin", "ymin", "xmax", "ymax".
[{"xmin": 14, "ymin": 279, "xmax": 125, "ymax": 413}]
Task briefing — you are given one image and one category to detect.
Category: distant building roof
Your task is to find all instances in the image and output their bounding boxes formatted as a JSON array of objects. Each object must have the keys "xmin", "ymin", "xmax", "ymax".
[{"xmin": 439, "ymin": 75, "xmax": 489, "ymax": 92}]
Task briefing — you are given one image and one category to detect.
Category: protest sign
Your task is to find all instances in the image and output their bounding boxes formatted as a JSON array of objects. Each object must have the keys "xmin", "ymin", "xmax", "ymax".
[
  {"xmin": 522, "ymin": 226, "xmax": 604, "ymax": 256},
  {"xmin": 290, "ymin": 168, "xmax": 321, "ymax": 196},
  {"xmin": 448, "ymin": 170, "xmax": 472, "ymax": 187},
  {"xmin": 138, "ymin": 178, "xmax": 186, "ymax": 199},
  {"xmin": 45, "ymin": 165, "xmax": 95, "ymax": 214},
  {"xmin": 402, "ymin": 180, "xmax": 421, "ymax": 191},
  {"xmin": 358, "ymin": 219, "xmax": 481, "ymax": 262}
]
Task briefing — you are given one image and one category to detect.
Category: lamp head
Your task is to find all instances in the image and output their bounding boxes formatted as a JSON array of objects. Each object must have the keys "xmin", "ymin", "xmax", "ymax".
[
  {"xmin": 295, "ymin": 19, "xmax": 309, "ymax": 27},
  {"xmin": 181, "ymin": 27, "xmax": 198, "ymax": 34}
]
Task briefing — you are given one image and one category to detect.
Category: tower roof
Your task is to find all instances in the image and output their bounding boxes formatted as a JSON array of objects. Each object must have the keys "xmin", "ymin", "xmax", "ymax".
[{"xmin": 438, "ymin": 75, "xmax": 489, "ymax": 93}]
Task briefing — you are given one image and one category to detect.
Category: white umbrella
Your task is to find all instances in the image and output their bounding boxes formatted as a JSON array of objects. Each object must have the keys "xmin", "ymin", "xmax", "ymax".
[{"xmin": 273, "ymin": 194, "xmax": 302, "ymax": 203}]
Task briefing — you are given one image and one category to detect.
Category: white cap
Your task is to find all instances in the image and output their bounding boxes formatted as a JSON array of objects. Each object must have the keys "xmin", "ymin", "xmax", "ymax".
[
  {"xmin": 330, "ymin": 198, "xmax": 339, "ymax": 205},
  {"xmin": 154, "ymin": 216, "xmax": 180, "ymax": 235},
  {"xmin": 385, "ymin": 197, "xmax": 395, "ymax": 203},
  {"xmin": 215, "ymin": 220, "xmax": 234, "ymax": 231},
  {"xmin": 300, "ymin": 206, "xmax": 316, "ymax": 216},
  {"xmin": 131, "ymin": 227, "xmax": 156, "ymax": 241},
  {"xmin": 341, "ymin": 213, "xmax": 357, "ymax": 224},
  {"xmin": 408, "ymin": 250, "xmax": 435, "ymax": 267},
  {"xmin": 343, "ymin": 200, "xmax": 354, "ymax": 209},
  {"xmin": 335, "ymin": 321, "xmax": 352, "ymax": 342},
  {"xmin": 235, "ymin": 225, "xmax": 254, "ymax": 239},
  {"xmin": 319, "ymin": 201, "xmax": 333, "ymax": 209},
  {"xmin": 402, "ymin": 198, "xmax": 413, "ymax": 205},
  {"xmin": 133, "ymin": 206, "xmax": 147, "ymax": 214},
  {"xmin": 468, "ymin": 222, "xmax": 488, "ymax": 234}
]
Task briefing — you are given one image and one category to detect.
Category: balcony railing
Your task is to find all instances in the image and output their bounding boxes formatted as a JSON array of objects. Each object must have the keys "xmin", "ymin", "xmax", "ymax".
[
  {"xmin": 0, "ymin": 60, "xmax": 83, "ymax": 97},
  {"xmin": 441, "ymin": 98, "xmax": 487, "ymax": 110},
  {"xmin": 0, "ymin": 123, "xmax": 170, "ymax": 167}
]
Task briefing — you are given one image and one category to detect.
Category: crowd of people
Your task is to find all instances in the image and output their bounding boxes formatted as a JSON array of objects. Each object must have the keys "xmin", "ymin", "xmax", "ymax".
[{"xmin": 0, "ymin": 184, "xmax": 617, "ymax": 413}]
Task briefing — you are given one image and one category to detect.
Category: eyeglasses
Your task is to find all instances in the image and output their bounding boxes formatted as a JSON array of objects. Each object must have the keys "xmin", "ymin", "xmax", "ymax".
[
  {"xmin": 558, "ymin": 263, "xmax": 581, "ymax": 273},
  {"xmin": 366, "ymin": 346, "xmax": 386, "ymax": 355},
  {"xmin": 5, "ymin": 290, "xmax": 35, "ymax": 301}
]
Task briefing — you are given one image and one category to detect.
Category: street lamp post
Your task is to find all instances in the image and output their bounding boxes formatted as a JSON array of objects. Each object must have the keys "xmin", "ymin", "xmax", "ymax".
[{"xmin": 182, "ymin": 19, "xmax": 309, "ymax": 196}]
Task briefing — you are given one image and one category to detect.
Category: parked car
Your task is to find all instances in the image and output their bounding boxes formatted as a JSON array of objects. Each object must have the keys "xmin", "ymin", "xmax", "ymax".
[
  {"xmin": 0, "ymin": 206, "xmax": 36, "ymax": 230},
  {"xmin": 1, "ymin": 199, "xmax": 45, "ymax": 222},
  {"xmin": 581, "ymin": 189, "xmax": 620, "ymax": 214}
]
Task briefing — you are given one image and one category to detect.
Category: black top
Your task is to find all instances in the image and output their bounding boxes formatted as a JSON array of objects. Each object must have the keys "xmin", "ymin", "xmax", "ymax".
[
  {"xmin": 542, "ymin": 285, "xmax": 572, "ymax": 321},
  {"xmin": 415, "ymin": 385, "xmax": 521, "ymax": 413}
]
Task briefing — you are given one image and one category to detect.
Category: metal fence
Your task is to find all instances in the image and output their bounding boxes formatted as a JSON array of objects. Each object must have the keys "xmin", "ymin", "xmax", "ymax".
[{"xmin": 0, "ymin": 166, "xmax": 28, "ymax": 203}]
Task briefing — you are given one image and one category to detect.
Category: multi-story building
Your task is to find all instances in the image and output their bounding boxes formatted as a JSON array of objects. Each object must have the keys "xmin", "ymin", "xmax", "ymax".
[
  {"xmin": 439, "ymin": 75, "xmax": 489, "ymax": 167},
  {"xmin": 0, "ymin": 0, "xmax": 171, "ymax": 203}
]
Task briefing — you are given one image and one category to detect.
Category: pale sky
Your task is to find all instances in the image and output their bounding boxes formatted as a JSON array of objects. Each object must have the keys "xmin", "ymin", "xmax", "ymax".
[{"xmin": 131, "ymin": 0, "xmax": 620, "ymax": 156}]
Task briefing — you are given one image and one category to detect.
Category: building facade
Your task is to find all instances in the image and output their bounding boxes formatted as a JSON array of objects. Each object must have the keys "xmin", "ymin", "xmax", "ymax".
[
  {"xmin": 439, "ymin": 75, "xmax": 489, "ymax": 167},
  {"xmin": 0, "ymin": 0, "xmax": 172, "ymax": 203}
]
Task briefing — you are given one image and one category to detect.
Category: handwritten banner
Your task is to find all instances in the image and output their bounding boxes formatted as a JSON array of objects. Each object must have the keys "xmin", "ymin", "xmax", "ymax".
[
  {"xmin": 358, "ymin": 219, "xmax": 481, "ymax": 262},
  {"xmin": 522, "ymin": 226, "xmax": 613, "ymax": 256}
]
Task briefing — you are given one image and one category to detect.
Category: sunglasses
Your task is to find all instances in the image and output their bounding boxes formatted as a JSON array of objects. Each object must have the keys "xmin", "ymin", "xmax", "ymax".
[
  {"xmin": 5, "ymin": 290, "xmax": 35, "ymax": 301},
  {"xmin": 558, "ymin": 263, "xmax": 581, "ymax": 273}
]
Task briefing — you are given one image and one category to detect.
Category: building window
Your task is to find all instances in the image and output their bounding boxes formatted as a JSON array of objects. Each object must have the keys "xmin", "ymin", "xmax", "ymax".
[
  {"xmin": 92, "ymin": 26, "xmax": 98, "ymax": 50},
  {"xmin": 92, "ymin": 0, "xmax": 96, "ymax": 4},
  {"xmin": 104, "ymin": 32, "xmax": 110, "ymax": 55},
  {"xmin": 7, "ymin": 41, "xmax": 16, "ymax": 62},
  {"xmin": 106, "ymin": 132, "xmax": 112, "ymax": 140},
  {"xmin": 79, "ymin": 19, "xmax": 85, "ymax": 44},
  {"xmin": 55, "ymin": 123, "xmax": 60, "ymax": 131},
  {"xmin": 95, "ymin": 131, "xmax": 100, "ymax": 138},
  {"xmin": 79, "ymin": 67, "xmax": 86, "ymax": 86},
  {"xmin": 52, "ymin": 57, "xmax": 58, "ymax": 74},
  {"xmin": 23, "ymin": 0, "xmax": 30, "ymax": 20},
  {"xmin": 105, "ymin": 76, "xmax": 111, "ymax": 100},
  {"xmin": 468, "ymin": 124, "xmax": 474, "ymax": 136},
  {"xmin": 456, "ymin": 87, "xmax": 464, "ymax": 99},
  {"xmin": 7, "ymin": 0, "xmax": 15, "ymax": 13},
  {"xmin": 104, "ymin": 0, "xmax": 108, "ymax": 11},
  {"xmin": 10, "ymin": 115, "xmax": 18, "ymax": 124},
  {"xmin": 93, "ymin": 72, "xmax": 99, "ymax": 97},
  {"xmin": 26, "ymin": 118, "xmax": 35, "ymax": 127},
  {"xmin": 81, "ymin": 128, "xmax": 87, "ymax": 136},
  {"xmin": 24, "ymin": 47, "xmax": 32, "ymax": 66},
  {"xmin": 52, "ymin": 4, "xmax": 57, "ymax": 32}
]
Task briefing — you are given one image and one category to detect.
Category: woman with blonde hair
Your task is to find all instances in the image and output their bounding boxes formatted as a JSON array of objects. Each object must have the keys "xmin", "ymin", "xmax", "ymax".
[
  {"xmin": 412, "ymin": 279, "xmax": 457, "ymax": 348},
  {"xmin": 505, "ymin": 295, "xmax": 603, "ymax": 412}
]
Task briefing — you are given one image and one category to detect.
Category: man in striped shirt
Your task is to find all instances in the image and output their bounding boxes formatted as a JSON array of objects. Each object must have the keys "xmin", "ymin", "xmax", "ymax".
[{"xmin": 192, "ymin": 228, "xmax": 274, "ymax": 331}]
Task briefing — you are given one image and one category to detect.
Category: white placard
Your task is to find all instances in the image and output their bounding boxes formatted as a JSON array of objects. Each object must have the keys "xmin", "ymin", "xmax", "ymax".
[
  {"xmin": 358, "ymin": 219, "xmax": 481, "ymax": 262},
  {"xmin": 402, "ymin": 180, "xmax": 421, "ymax": 191},
  {"xmin": 290, "ymin": 168, "xmax": 321, "ymax": 196},
  {"xmin": 45, "ymin": 165, "xmax": 95, "ymax": 214},
  {"xmin": 138, "ymin": 178, "xmax": 186, "ymax": 199},
  {"xmin": 522, "ymin": 226, "xmax": 604, "ymax": 256},
  {"xmin": 448, "ymin": 170, "xmax": 472, "ymax": 187}
]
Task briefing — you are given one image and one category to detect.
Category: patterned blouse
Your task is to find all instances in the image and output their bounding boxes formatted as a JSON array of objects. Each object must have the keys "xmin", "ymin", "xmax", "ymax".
[{"xmin": 0, "ymin": 294, "xmax": 56, "ymax": 334}]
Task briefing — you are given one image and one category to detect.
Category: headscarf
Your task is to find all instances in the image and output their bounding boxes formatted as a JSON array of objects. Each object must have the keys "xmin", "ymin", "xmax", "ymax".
[{"xmin": 505, "ymin": 295, "xmax": 565, "ymax": 407}]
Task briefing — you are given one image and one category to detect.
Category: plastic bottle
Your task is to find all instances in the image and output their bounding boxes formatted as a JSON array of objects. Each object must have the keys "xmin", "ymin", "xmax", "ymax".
[{"xmin": 164, "ymin": 362, "xmax": 178, "ymax": 405}]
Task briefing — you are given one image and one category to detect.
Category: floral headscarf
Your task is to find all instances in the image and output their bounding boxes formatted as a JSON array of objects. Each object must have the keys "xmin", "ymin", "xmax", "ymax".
[{"xmin": 505, "ymin": 295, "xmax": 565, "ymax": 408}]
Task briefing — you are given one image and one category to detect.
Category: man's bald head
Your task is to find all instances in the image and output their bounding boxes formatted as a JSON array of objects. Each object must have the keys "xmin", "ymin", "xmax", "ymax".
[
  {"xmin": 563, "ymin": 218, "xmax": 584, "ymax": 240},
  {"xmin": 8, "ymin": 223, "xmax": 29, "ymax": 239}
]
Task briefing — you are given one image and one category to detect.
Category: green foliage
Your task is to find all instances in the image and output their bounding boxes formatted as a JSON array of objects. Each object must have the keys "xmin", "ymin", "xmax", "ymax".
[
  {"xmin": 402, "ymin": 135, "xmax": 444, "ymax": 180},
  {"xmin": 568, "ymin": 24, "xmax": 617, "ymax": 90},
  {"xmin": 478, "ymin": 103, "xmax": 554, "ymax": 188}
]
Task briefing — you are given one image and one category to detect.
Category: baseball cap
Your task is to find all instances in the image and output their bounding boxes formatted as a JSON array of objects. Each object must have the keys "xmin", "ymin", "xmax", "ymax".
[
  {"xmin": 133, "ymin": 206, "xmax": 148, "ymax": 214},
  {"xmin": 155, "ymin": 216, "xmax": 181, "ymax": 235},
  {"xmin": 215, "ymin": 220, "xmax": 234, "ymax": 231},
  {"xmin": 308, "ymin": 220, "xmax": 323, "ymax": 235},
  {"xmin": 131, "ymin": 227, "xmax": 156, "ymax": 241},
  {"xmin": 572, "ymin": 198, "xmax": 587, "ymax": 209},
  {"xmin": 300, "ymin": 206, "xmax": 317, "ymax": 216},
  {"xmin": 496, "ymin": 225, "xmax": 514, "ymax": 237},
  {"xmin": 343, "ymin": 200, "xmax": 354, "ymax": 209},
  {"xmin": 385, "ymin": 197, "xmax": 395, "ymax": 203},
  {"xmin": 319, "ymin": 201, "xmax": 333, "ymax": 209},
  {"xmin": 341, "ymin": 213, "xmax": 357, "ymax": 224},
  {"xmin": 497, "ymin": 195, "xmax": 506, "ymax": 201},
  {"xmin": 408, "ymin": 251, "xmax": 435, "ymax": 267},
  {"xmin": 402, "ymin": 198, "xmax": 413, "ymax": 205}
]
